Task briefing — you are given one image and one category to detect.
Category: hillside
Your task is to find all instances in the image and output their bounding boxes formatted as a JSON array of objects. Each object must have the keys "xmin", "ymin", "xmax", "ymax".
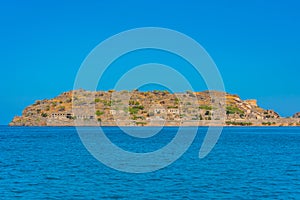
[{"xmin": 9, "ymin": 90, "xmax": 300, "ymax": 126}]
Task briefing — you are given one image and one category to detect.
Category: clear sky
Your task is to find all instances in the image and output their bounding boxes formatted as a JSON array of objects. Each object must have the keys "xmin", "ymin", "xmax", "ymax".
[{"xmin": 0, "ymin": 0, "xmax": 300, "ymax": 125}]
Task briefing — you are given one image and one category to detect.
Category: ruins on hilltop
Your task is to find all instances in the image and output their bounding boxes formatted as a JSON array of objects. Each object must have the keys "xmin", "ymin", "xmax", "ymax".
[{"xmin": 9, "ymin": 90, "xmax": 300, "ymax": 126}]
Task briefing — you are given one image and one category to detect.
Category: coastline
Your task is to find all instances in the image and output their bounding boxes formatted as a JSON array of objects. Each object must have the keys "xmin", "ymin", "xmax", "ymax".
[
  {"xmin": 9, "ymin": 119, "xmax": 300, "ymax": 127},
  {"xmin": 9, "ymin": 90, "xmax": 300, "ymax": 127}
]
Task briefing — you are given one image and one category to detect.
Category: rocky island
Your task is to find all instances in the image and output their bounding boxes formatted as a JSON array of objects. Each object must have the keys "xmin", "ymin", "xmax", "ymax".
[{"xmin": 9, "ymin": 90, "xmax": 300, "ymax": 126}]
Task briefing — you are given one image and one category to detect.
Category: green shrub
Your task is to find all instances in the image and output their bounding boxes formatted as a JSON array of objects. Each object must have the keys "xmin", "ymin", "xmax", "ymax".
[
  {"xmin": 132, "ymin": 115, "xmax": 138, "ymax": 120},
  {"xmin": 129, "ymin": 107, "xmax": 139, "ymax": 114},
  {"xmin": 167, "ymin": 106, "xmax": 178, "ymax": 109},
  {"xmin": 199, "ymin": 105, "xmax": 213, "ymax": 110},
  {"xmin": 226, "ymin": 106, "xmax": 244, "ymax": 115},
  {"xmin": 41, "ymin": 113, "xmax": 48, "ymax": 117},
  {"xmin": 58, "ymin": 106, "xmax": 65, "ymax": 111},
  {"xmin": 134, "ymin": 105, "xmax": 144, "ymax": 110},
  {"xmin": 95, "ymin": 110, "xmax": 104, "ymax": 116},
  {"xmin": 226, "ymin": 121, "xmax": 253, "ymax": 126},
  {"xmin": 199, "ymin": 115, "xmax": 203, "ymax": 120},
  {"xmin": 103, "ymin": 100, "xmax": 112, "ymax": 106},
  {"xmin": 262, "ymin": 122, "xmax": 272, "ymax": 126},
  {"xmin": 136, "ymin": 122, "xmax": 147, "ymax": 126}
]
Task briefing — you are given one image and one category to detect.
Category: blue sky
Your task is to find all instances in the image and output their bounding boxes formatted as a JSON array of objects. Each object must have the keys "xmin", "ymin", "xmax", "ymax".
[{"xmin": 0, "ymin": 0, "xmax": 300, "ymax": 124}]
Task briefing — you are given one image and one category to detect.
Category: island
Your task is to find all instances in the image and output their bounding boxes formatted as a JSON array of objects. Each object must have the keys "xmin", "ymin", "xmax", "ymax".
[{"xmin": 9, "ymin": 90, "xmax": 300, "ymax": 126}]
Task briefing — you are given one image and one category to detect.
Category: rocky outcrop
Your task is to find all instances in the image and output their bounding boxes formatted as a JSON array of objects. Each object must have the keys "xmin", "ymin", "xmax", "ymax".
[
  {"xmin": 244, "ymin": 99, "xmax": 257, "ymax": 107},
  {"xmin": 293, "ymin": 112, "xmax": 300, "ymax": 118},
  {"xmin": 9, "ymin": 90, "xmax": 300, "ymax": 126}
]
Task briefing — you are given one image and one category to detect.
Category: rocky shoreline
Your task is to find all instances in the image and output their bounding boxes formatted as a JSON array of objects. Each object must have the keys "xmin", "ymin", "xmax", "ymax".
[{"xmin": 9, "ymin": 90, "xmax": 300, "ymax": 127}]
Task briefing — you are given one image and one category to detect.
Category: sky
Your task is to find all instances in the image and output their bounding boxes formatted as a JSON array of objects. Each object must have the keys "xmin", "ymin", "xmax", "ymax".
[{"xmin": 0, "ymin": 0, "xmax": 300, "ymax": 124}]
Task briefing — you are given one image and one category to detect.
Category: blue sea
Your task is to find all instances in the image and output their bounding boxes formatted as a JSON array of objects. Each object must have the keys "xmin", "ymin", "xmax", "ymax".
[{"xmin": 0, "ymin": 126, "xmax": 299, "ymax": 199}]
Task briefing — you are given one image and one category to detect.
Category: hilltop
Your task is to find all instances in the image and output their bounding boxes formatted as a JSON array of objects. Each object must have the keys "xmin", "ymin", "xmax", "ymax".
[{"xmin": 9, "ymin": 90, "xmax": 300, "ymax": 126}]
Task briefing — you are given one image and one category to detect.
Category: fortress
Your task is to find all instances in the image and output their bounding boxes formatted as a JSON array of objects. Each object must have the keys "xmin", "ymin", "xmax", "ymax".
[{"xmin": 9, "ymin": 90, "xmax": 300, "ymax": 126}]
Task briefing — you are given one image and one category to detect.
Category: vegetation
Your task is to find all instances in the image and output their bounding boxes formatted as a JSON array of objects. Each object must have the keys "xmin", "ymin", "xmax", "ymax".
[
  {"xmin": 58, "ymin": 106, "xmax": 65, "ymax": 111},
  {"xmin": 129, "ymin": 100, "xmax": 140, "ymax": 106},
  {"xmin": 134, "ymin": 105, "xmax": 144, "ymax": 110},
  {"xmin": 132, "ymin": 115, "xmax": 145, "ymax": 120},
  {"xmin": 136, "ymin": 122, "xmax": 147, "ymax": 126},
  {"xmin": 261, "ymin": 122, "xmax": 275, "ymax": 126},
  {"xmin": 167, "ymin": 106, "xmax": 178, "ymax": 109},
  {"xmin": 226, "ymin": 106, "xmax": 244, "ymax": 115},
  {"xmin": 95, "ymin": 110, "xmax": 104, "ymax": 116},
  {"xmin": 66, "ymin": 115, "xmax": 76, "ymax": 120},
  {"xmin": 199, "ymin": 105, "xmax": 213, "ymax": 110},
  {"xmin": 10, "ymin": 89, "xmax": 290, "ymax": 126},
  {"xmin": 226, "ymin": 121, "xmax": 253, "ymax": 126},
  {"xmin": 199, "ymin": 115, "xmax": 203, "ymax": 120},
  {"xmin": 129, "ymin": 107, "xmax": 139, "ymax": 115},
  {"xmin": 103, "ymin": 100, "xmax": 112, "ymax": 106},
  {"xmin": 41, "ymin": 113, "xmax": 48, "ymax": 117}
]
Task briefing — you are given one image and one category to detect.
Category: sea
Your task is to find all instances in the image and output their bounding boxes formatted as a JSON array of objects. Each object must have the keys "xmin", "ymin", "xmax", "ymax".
[{"xmin": 0, "ymin": 126, "xmax": 299, "ymax": 199}]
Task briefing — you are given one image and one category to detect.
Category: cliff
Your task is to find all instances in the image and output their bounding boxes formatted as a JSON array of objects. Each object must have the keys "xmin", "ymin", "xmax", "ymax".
[{"xmin": 9, "ymin": 90, "xmax": 300, "ymax": 126}]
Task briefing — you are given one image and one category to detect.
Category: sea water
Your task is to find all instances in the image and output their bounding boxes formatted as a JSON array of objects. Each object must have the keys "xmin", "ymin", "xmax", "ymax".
[{"xmin": 0, "ymin": 126, "xmax": 299, "ymax": 199}]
